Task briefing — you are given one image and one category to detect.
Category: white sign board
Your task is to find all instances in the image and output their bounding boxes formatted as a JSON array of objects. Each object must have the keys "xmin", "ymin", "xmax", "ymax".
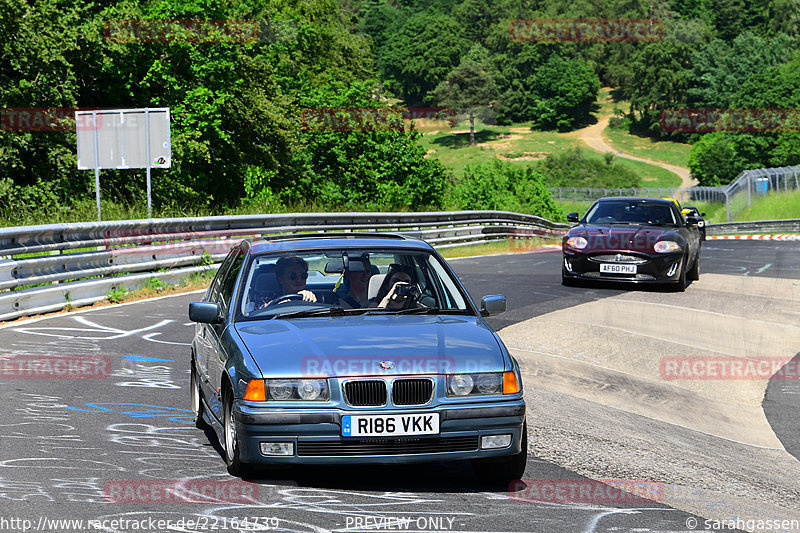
[
  {"xmin": 76, "ymin": 108, "xmax": 171, "ymax": 169},
  {"xmin": 75, "ymin": 108, "xmax": 171, "ymax": 220}
]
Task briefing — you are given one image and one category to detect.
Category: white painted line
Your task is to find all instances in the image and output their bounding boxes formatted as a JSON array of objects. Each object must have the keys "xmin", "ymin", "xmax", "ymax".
[{"xmin": 0, "ymin": 289, "xmax": 206, "ymax": 330}]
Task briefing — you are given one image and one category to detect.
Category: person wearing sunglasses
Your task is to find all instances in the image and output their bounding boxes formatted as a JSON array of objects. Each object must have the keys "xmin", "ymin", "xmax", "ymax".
[
  {"xmin": 370, "ymin": 263, "xmax": 419, "ymax": 310},
  {"xmin": 276, "ymin": 255, "xmax": 316, "ymax": 303},
  {"xmin": 254, "ymin": 256, "xmax": 316, "ymax": 310}
]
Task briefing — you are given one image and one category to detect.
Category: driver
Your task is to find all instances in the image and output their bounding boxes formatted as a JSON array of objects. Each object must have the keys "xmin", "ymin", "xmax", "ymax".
[{"xmin": 257, "ymin": 256, "xmax": 316, "ymax": 309}]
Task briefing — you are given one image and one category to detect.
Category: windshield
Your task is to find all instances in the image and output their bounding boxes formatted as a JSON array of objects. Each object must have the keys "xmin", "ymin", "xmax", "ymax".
[
  {"xmin": 584, "ymin": 200, "xmax": 679, "ymax": 226},
  {"xmin": 236, "ymin": 248, "xmax": 471, "ymax": 320}
]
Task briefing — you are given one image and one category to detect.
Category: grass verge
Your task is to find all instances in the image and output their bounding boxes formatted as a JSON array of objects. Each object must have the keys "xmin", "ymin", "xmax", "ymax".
[{"xmin": 603, "ymin": 125, "xmax": 691, "ymax": 169}]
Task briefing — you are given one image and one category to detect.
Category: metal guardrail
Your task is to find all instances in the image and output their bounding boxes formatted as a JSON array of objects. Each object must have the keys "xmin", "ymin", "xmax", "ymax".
[
  {"xmin": 0, "ymin": 211, "xmax": 569, "ymax": 321},
  {"xmin": 706, "ymin": 219, "xmax": 800, "ymax": 236}
]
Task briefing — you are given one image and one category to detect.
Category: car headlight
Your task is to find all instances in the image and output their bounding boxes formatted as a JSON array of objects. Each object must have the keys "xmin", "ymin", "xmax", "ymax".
[
  {"xmin": 654, "ymin": 240, "xmax": 681, "ymax": 253},
  {"xmin": 265, "ymin": 378, "xmax": 329, "ymax": 401},
  {"xmin": 297, "ymin": 379, "xmax": 325, "ymax": 400},
  {"xmin": 447, "ymin": 374, "xmax": 474, "ymax": 396},
  {"xmin": 447, "ymin": 372, "xmax": 513, "ymax": 397},
  {"xmin": 566, "ymin": 236, "xmax": 588, "ymax": 249}
]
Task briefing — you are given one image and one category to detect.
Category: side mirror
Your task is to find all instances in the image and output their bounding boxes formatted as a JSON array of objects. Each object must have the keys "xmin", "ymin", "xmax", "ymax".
[
  {"xmin": 566, "ymin": 212, "xmax": 580, "ymax": 223},
  {"xmin": 480, "ymin": 295, "xmax": 507, "ymax": 317},
  {"xmin": 700, "ymin": 212, "xmax": 706, "ymax": 217},
  {"xmin": 189, "ymin": 302, "xmax": 222, "ymax": 324}
]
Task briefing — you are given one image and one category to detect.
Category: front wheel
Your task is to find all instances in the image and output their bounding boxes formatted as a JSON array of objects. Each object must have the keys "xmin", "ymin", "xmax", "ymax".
[
  {"xmin": 687, "ymin": 250, "xmax": 700, "ymax": 281},
  {"xmin": 190, "ymin": 362, "xmax": 210, "ymax": 431},
  {"xmin": 672, "ymin": 256, "xmax": 687, "ymax": 292},
  {"xmin": 472, "ymin": 422, "xmax": 528, "ymax": 485},
  {"xmin": 223, "ymin": 389, "xmax": 244, "ymax": 477}
]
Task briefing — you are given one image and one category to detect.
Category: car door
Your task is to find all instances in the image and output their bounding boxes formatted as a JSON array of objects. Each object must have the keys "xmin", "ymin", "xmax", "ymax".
[
  {"xmin": 207, "ymin": 247, "xmax": 245, "ymax": 421},
  {"xmin": 195, "ymin": 249, "xmax": 237, "ymax": 417}
]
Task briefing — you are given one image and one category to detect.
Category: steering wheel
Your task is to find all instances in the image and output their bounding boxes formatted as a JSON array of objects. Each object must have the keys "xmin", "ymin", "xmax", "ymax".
[{"xmin": 264, "ymin": 293, "xmax": 304, "ymax": 308}]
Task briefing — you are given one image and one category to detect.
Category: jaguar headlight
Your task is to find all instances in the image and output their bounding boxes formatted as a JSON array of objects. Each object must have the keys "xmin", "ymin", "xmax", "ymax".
[
  {"xmin": 265, "ymin": 379, "xmax": 329, "ymax": 401},
  {"xmin": 566, "ymin": 237, "xmax": 588, "ymax": 249},
  {"xmin": 654, "ymin": 240, "xmax": 681, "ymax": 253}
]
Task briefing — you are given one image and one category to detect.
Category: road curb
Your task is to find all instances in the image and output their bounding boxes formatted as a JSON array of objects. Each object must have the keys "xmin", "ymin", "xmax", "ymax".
[{"xmin": 707, "ymin": 234, "xmax": 800, "ymax": 241}]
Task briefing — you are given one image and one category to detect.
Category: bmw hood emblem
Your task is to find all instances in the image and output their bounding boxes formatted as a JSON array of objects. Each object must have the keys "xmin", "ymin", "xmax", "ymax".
[{"xmin": 379, "ymin": 361, "xmax": 396, "ymax": 370}]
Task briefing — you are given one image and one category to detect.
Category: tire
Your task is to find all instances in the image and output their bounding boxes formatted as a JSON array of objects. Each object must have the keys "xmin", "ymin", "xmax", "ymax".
[
  {"xmin": 672, "ymin": 256, "xmax": 687, "ymax": 292},
  {"xmin": 223, "ymin": 389, "xmax": 244, "ymax": 477},
  {"xmin": 687, "ymin": 250, "xmax": 700, "ymax": 281},
  {"xmin": 191, "ymin": 362, "xmax": 210, "ymax": 431},
  {"xmin": 472, "ymin": 422, "xmax": 528, "ymax": 486}
]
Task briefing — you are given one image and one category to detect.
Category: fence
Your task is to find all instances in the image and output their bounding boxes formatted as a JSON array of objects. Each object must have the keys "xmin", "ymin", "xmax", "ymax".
[
  {"xmin": 549, "ymin": 164, "xmax": 800, "ymax": 221},
  {"xmin": 723, "ymin": 165, "xmax": 800, "ymax": 221},
  {"xmin": 548, "ymin": 187, "xmax": 681, "ymax": 202},
  {"xmin": 0, "ymin": 211, "xmax": 568, "ymax": 321}
]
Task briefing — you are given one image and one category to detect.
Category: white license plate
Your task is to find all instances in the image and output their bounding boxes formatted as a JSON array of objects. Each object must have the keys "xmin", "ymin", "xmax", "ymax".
[
  {"xmin": 342, "ymin": 413, "xmax": 439, "ymax": 437},
  {"xmin": 600, "ymin": 263, "xmax": 637, "ymax": 274}
]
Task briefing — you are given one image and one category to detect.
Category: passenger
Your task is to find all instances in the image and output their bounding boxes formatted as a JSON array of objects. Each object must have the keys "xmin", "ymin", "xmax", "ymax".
[
  {"xmin": 336, "ymin": 256, "xmax": 372, "ymax": 308},
  {"xmin": 370, "ymin": 263, "xmax": 418, "ymax": 310}
]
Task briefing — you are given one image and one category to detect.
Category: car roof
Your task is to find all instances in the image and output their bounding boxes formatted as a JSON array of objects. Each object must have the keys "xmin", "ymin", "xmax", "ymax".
[{"xmin": 247, "ymin": 232, "xmax": 434, "ymax": 254}]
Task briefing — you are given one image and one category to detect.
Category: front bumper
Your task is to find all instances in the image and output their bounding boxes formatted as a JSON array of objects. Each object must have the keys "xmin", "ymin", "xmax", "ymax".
[
  {"xmin": 233, "ymin": 400, "xmax": 526, "ymax": 464},
  {"xmin": 562, "ymin": 250, "xmax": 684, "ymax": 283}
]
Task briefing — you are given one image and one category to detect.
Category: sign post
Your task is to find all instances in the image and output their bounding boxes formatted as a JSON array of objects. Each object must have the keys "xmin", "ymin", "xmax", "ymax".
[{"xmin": 76, "ymin": 108, "xmax": 171, "ymax": 220}]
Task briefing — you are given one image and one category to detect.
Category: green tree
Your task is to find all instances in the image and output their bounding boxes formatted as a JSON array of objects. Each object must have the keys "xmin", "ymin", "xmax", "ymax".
[
  {"xmin": 688, "ymin": 55, "xmax": 800, "ymax": 184},
  {"xmin": 449, "ymin": 160, "xmax": 563, "ymax": 221},
  {"xmin": 379, "ymin": 10, "xmax": 468, "ymax": 104},
  {"xmin": 290, "ymin": 80, "xmax": 449, "ymax": 210},
  {"xmin": 687, "ymin": 133, "xmax": 746, "ymax": 185},
  {"xmin": 627, "ymin": 39, "xmax": 698, "ymax": 134},
  {"xmin": 431, "ymin": 45, "xmax": 498, "ymax": 146},
  {"xmin": 687, "ymin": 32, "xmax": 794, "ymax": 108},
  {"xmin": 530, "ymin": 55, "xmax": 600, "ymax": 130}
]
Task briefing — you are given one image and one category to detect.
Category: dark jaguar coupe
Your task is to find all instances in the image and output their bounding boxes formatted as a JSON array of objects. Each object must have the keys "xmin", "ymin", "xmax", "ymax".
[{"xmin": 562, "ymin": 197, "xmax": 702, "ymax": 291}]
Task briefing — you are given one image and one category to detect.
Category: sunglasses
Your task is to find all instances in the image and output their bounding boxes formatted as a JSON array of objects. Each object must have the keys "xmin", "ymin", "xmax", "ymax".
[{"xmin": 288, "ymin": 271, "xmax": 309, "ymax": 281}]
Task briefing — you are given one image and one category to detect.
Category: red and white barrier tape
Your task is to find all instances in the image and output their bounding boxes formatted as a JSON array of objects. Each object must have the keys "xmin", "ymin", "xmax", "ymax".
[{"xmin": 707, "ymin": 234, "xmax": 800, "ymax": 241}]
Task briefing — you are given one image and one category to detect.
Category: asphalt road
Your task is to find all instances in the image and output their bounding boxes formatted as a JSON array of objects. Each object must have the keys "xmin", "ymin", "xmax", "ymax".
[{"xmin": 2, "ymin": 240, "xmax": 795, "ymax": 533}]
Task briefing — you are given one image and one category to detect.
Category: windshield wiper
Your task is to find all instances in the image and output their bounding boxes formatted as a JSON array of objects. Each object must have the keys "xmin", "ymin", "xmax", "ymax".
[
  {"xmin": 395, "ymin": 306, "xmax": 444, "ymax": 314},
  {"xmin": 268, "ymin": 306, "xmax": 348, "ymax": 319},
  {"xmin": 360, "ymin": 307, "xmax": 465, "ymax": 315}
]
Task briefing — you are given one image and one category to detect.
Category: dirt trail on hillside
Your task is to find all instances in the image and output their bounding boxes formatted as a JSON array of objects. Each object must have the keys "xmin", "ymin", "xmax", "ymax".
[{"xmin": 576, "ymin": 114, "xmax": 697, "ymax": 194}]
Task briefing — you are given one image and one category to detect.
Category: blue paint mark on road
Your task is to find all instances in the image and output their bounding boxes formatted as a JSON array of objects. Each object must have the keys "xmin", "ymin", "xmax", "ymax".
[
  {"xmin": 65, "ymin": 402, "xmax": 194, "ymax": 424},
  {"xmin": 124, "ymin": 356, "xmax": 174, "ymax": 363}
]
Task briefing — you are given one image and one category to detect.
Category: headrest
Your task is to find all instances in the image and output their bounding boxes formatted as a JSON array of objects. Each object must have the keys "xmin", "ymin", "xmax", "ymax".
[
  {"xmin": 368, "ymin": 274, "xmax": 386, "ymax": 300},
  {"xmin": 252, "ymin": 264, "xmax": 278, "ymax": 294}
]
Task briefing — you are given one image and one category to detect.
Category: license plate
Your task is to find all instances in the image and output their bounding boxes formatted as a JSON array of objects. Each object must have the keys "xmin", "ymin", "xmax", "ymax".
[
  {"xmin": 600, "ymin": 263, "xmax": 637, "ymax": 274},
  {"xmin": 342, "ymin": 413, "xmax": 439, "ymax": 437}
]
